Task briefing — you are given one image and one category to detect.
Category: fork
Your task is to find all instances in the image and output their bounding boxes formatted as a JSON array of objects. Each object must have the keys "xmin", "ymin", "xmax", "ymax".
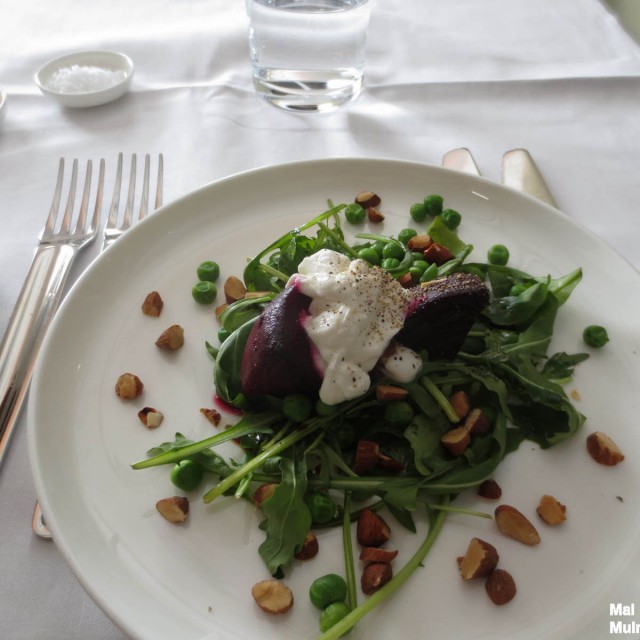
[
  {"xmin": 0, "ymin": 159, "xmax": 104, "ymax": 471},
  {"xmin": 32, "ymin": 152, "xmax": 164, "ymax": 539}
]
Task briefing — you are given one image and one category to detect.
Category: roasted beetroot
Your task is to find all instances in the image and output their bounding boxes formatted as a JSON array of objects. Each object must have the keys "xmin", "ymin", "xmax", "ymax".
[
  {"xmin": 398, "ymin": 272, "xmax": 489, "ymax": 359},
  {"xmin": 240, "ymin": 286, "xmax": 322, "ymax": 398}
]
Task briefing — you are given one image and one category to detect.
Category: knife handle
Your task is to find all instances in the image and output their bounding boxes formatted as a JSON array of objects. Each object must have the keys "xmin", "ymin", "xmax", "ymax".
[{"xmin": 0, "ymin": 243, "xmax": 76, "ymax": 469}]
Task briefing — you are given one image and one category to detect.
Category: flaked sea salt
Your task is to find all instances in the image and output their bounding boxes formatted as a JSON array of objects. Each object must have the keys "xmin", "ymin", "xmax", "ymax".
[{"xmin": 46, "ymin": 65, "xmax": 127, "ymax": 94}]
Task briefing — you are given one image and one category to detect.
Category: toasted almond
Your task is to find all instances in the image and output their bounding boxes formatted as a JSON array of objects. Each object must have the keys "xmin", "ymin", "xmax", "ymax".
[
  {"xmin": 495, "ymin": 505, "xmax": 541, "ymax": 546},
  {"xmin": 214, "ymin": 303, "xmax": 228, "ymax": 320},
  {"xmin": 359, "ymin": 547, "xmax": 398, "ymax": 564},
  {"xmin": 141, "ymin": 291, "xmax": 164, "ymax": 317},
  {"xmin": 367, "ymin": 206, "xmax": 385, "ymax": 223},
  {"xmin": 294, "ymin": 531, "xmax": 319, "ymax": 560},
  {"xmin": 355, "ymin": 191, "xmax": 381, "ymax": 209},
  {"xmin": 251, "ymin": 579, "xmax": 294, "ymax": 614},
  {"xmin": 424, "ymin": 242, "xmax": 454, "ymax": 265},
  {"xmin": 137, "ymin": 406, "xmax": 164, "ymax": 429},
  {"xmin": 155, "ymin": 324, "xmax": 184, "ymax": 351},
  {"xmin": 375, "ymin": 384, "xmax": 410, "ymax": 401},
  {"xmin": 252, "ymin": 483, "xmax": 278, "ymax": 508},
  {"xmin": 353, "ymin": 440, "xmax": 382, "ymax": 475},
  {"xmin": 223, "ymin": 276, "xmax": 247, "ymax": 304},
  {"xmin": 115, "ymin": 372, "xmax": 144, "ymax": 399},
  {"xmin": 440, "ymin": 425, "xmax": 471, "ymax": 456},
  {"xmin": 407, "ymin": 234, "xmax": 433, "ymax": 252},
  {"xmin": 356, "ymin": 508, "xmax": 391, "ymax": 547},
  {"xmin": 485, "ymin": 569, "xmax": 517, "ymax": 605},
  {"xmin": 586, "ymin": 431, "xmax": 625, "ymax": 466},
  {"xmin": 464, "ymin": 408, "xmax": 490, "ymax": 435},
  {"xmin": 361, "ymin": 562, "xmax": 393, "ymax": 595},
  {"xmin": 156, "ymin": 496, "xmax": 189, "ymax": 523},
  {"xmin": 477, "ymin": 479, "xmax": 503, "ymax": 500},
  {"xmin": 200, "ymin": 407, "xmax": 221, "ymax": 426},
  {"xmin": 536, "ymin": 494, "xmax": 567, "ymax": 526},
  {"xmin": 459, "ymin": 538, "xmax": 499, "ymax": 580},
  {"xmin": 449, "ymin": 390, "xmax": 470, "ymax": 419}
]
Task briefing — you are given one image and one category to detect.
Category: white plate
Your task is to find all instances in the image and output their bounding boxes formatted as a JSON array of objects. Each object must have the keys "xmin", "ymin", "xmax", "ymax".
[
  {"xmin": 34, "ymin": 50, "xmax": 133, "ymax": 108},
  {"xmin": 28, "ymin": 158, "xmax": 640, "ymax": 640},
  {"xmin": 0, "ymin": 86, "xmax": 7, "ymax": 122}
]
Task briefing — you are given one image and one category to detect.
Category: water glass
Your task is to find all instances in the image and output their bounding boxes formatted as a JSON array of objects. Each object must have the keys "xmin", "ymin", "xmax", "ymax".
[{"xmin": 247, "ymin": 0, "xmax": 372, "ymax": 113}]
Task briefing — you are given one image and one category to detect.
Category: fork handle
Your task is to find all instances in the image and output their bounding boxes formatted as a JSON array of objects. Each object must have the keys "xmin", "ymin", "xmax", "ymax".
[{"xmin": 0, "ymin": 243, "xmax": 76, "ymax": 469}]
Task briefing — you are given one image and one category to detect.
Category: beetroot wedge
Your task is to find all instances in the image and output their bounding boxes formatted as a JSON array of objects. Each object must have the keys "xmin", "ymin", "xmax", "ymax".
[
  {"xmin": 398, "ymin": 272, "xmax": 489, "ymax": 359},
  {"xmin": 240, "ymin": 286, "xmax": 322, "ymax": 398}
]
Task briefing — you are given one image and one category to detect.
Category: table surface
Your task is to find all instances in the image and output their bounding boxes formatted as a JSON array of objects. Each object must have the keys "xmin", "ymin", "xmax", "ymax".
[{"xmin": 1, "ymin": 1, "xmax": 640, "ymax": 638}]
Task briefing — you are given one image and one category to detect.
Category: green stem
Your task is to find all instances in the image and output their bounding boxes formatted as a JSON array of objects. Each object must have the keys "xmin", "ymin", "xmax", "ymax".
[
  {"xmin": 202, "ymin": 423, "xmax": 319, "ymax": 503},
  {"xmin": 130, "ymin": 415, "xmax": 278, "ymax": 469},
  {"xmin": 317, "ymin": 222, "xmax": 360, "ymax": 259},
  {"xmin": 342, "ymin": 493, "xmax": 358, "ymax": 611},
  {"xmin": 420, "ymin": 375, "xmax": 460, "ymax": 423},
  {"xmin": 315, "ymin": 497, "xmax": 450, "ymax": 640},
  {"xmin": 425, "ymin": 503, "xmax": 492, "ymax": 519}
]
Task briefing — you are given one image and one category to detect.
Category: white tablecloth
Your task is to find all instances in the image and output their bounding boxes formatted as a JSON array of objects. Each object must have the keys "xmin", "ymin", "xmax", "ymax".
[{"xmin": 1, "ymin": 1, "xmax": 640, "ymax": 638}]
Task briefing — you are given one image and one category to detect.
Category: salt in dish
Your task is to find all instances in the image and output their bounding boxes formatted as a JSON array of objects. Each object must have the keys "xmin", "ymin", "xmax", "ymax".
[{"xmin": 35, "ymin": 51, "xmax": 134, "ymax": 108}]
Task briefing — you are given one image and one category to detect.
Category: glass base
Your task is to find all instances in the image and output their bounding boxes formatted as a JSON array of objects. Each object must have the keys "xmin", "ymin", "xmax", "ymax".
[{"xmin": 253, "ymin": 68, "xmax": 363, "ymax": 113}]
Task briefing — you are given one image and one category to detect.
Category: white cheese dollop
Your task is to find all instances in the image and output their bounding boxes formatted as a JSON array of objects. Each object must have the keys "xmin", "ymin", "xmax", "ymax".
[{"xmin": 290, "ymin": 249, "xmax": 422, "ymax": 405}]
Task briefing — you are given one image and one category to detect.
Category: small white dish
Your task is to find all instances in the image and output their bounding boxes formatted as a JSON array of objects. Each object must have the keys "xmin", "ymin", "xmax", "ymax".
[{"xmin": 35, "ymin": 50, "xmax": 134, "ymax": 108}]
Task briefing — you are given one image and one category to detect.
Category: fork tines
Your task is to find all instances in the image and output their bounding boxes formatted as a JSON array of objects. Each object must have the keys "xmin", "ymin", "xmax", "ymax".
[{"xmin": 103, "ymin": 153, "xmax": 164, "ymax": 249}]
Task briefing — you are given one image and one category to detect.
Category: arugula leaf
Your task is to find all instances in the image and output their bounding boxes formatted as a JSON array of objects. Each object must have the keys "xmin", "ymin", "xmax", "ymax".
[{"xmin": 258, "ymin": 449, "xmax": 312, "ymax": 576}]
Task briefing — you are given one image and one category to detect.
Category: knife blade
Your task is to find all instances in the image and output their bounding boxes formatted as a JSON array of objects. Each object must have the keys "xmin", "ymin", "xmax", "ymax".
[{"xmin": 502, "ymin": 149, "xmax": 558, "ymax": 208}]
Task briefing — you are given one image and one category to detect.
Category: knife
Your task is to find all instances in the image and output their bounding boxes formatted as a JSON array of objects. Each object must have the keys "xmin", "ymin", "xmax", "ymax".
[{"xmin": 502, "ymin": 149, "xmax": 558, "ymax": 208}]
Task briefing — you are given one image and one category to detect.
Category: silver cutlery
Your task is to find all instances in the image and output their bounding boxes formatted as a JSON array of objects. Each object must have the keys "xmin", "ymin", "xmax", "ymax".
[
  {"xmin": 32, "ymin": 152, "xmax": 164, "ymax": 539},
  {"xmin": 442, "ymin": 147, "xmax": 556, "ymax": 205},
  {"xmin": 0, "ymin": 159, "xmax": 104, "ymax": 470},
  {"xmin": 502, "ymin": 148, "xmax": 558, "ymax": 208},
  {"xmin": 441, "ymin": 147, "xmax": 481, "ymax": 176}
]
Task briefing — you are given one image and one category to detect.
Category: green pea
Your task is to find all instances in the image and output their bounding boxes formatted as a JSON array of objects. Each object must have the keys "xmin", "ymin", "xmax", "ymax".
[
  {"xmin": 487, "ymin": 244, "xmax": 510, "ymax": 266},
  {"xmin": 372, "ymin": 241, "xmax": 387, "ymax": 257},
  {"xmin": 305, "ymin": 492, "xmax": 336, "ymax": 524},
  {"xmin": 409, "ymin": 202, "xmax": 428, "ymax": 222},
  {"xmin": 412, "ymin": 259, "xmax": 429, "ymax": 273},
  {"xmin": 440, "ymin": 208, "xmax": 461, "ymax": 230},
  {"xmin": 282, "ymin": 394, "xmax": 312, "ymax": 422},
  {"xmin": 583, "ymin": 324, "xmax": 609, "ymax": 348},
  {"xmin": 409, "ymin": 266, "xmax": 424, "ymax": 281},
  {"xmin": 344, "ymin": 203, "xmax": 366, "ymax": 225},
  {"xmin": 398, "ymin": 227, "xmax": 418, "ymax": 245},
  {"xmin": 382, "ymin": 242, "xmax": 405, "ymax": 261},
  {"xmin": 309, "ymin": 574, "xmax": 348, "ymax": 610},
  {"xmin": 196, "ymin": 260, "xmax": 220, "ymax": 282},
  {"xmin": 411, "ymin": 251, "xmax": 425, "ymax": 261},
  {"xmin": 319, "ymin": 602, "xmax": 351, "ymax": 633},
  {"xmin": 381, "ymin": 257, "xmax": 401, "ymax": 270},
  {"xmin": 357, "ymin": 247, "xmax": 380, "ymax": 265},
  {"xmin": 423, "ymin": 194, "xmax": 444, "ymax": 217},
  {"xmin": 192, "ymin": 280, "xmax": 217, "ymax": 304},
  {"xmin": 384, "ymin": 400, "xmax": 415, "ymax": 427},
  {"xmin": 509, "ymin": 283, "xmax": 529, "ymax": 297},
  {"xmin": 315, "ymin": 399, "xmax": 339, "ymax": 416},
  {"xmin": 170, "ymin": 460, "xmax": 204, "ymax": 492}
]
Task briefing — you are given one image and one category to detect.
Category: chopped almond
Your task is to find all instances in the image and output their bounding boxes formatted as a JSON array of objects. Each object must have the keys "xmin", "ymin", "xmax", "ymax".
[
  {"xmin": 156, "ymin": 496, "xmax": 189, "ymax": 523},
  {"xmin": 586, "ymin": 431, "xmax": 624, "ymax": 466},
  {"xmin": 441, "ymin": 425, "xmax": 471, "ymax": 456},
  {"xmin": 536, "ymin": 495, "xmax": 567, "ymax": 526},
  {"xmin": 115, "ymin": 372, "xmax": 143, "ymax": 399},
  {"xmin": 155, "ymin": 324, "xmax": 184, "ymax": 351},
  {"xmin": 477, "ymin": 479, "xmax": 502, "ymax": 500},
  {"xmin": 464, "ymin": 408, "xmax": 490, "ymax": 435},
  {"xmin": 137, "ymin": 406, "xmax": 164, "ymax": 429},
  {"xmin": 495, "ymin": 505, "xmax": 541, "ymax": 546},
  {"xmin": 356, "ymin": 509, "xmax": 391, "ymax": 547},
  {"xmin": 459, "ymin": 538, "xmax": 499, "ymax": 580},
  {"xmin": 375, "ymin": 385, "xmax": 410, "ymax": 401},
  {"xmin": 361, "ymin": 562, "xmax": 393, "ymax": 595},
  {"xmin": 485, "ymin": 569, "xmax": 517, "ymax": 605},
  {"xmin": 200, "ymin": 407, "xmax": 221, "ymax": 426},
  {"xmin": 223, "ymin": 276, "xmax": 247, "ymax": 303},
  {"xmin": 449, "ymin": 390, "xmax": 470, "ymax": 419},
  {"xmin": 294, "ymin": 531, "xmax": 319, "ymax": 560},
  {"xmin": 360, "ymin": 547, "xmax": 398, "ymax": 564},
  {"xmin": 251, "ymin": 579, "xmax": 294, "ymax": 614},
  {"xmin": 141, "ymin": 291, "xmax": 163, "ymax": 317}
]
